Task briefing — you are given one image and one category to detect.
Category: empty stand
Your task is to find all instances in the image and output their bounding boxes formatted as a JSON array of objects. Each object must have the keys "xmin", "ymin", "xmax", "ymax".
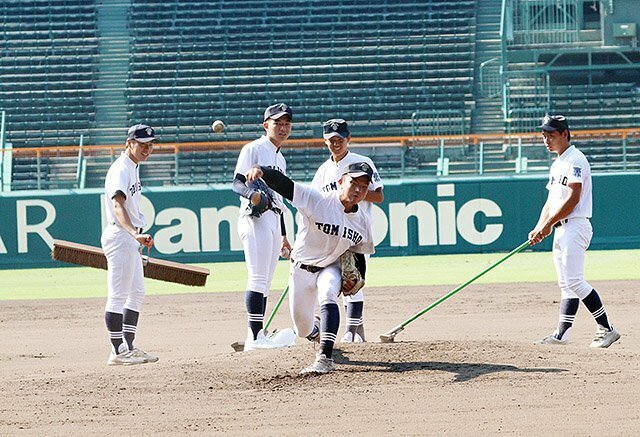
[
  {"xmin": 0, "ymin": 1, "xmax": 99, "ymax": 148},
  {"xmin": 126, "ymin": 0, "xmax": 477, "ymax": 141}
]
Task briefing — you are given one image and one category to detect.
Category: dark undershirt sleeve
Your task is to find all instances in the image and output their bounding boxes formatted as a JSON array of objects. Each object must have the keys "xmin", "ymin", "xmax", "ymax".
[
  {"xmin": 280, "ymin": 212, "xmax": 287, "ymax": 236},
  {"xmin": 259, "ymin": 166, "xmax": 294, "ymax": 201},
  {"xmin": 231, "ymin": 173, "xmax": 255, "ymax": 199}
]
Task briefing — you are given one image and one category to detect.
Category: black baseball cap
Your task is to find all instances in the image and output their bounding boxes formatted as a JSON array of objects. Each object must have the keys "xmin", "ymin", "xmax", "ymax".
[
  {"xmin": 263, "ymin": 103, "xmax": 293, "ymax": 122},
  {"xmin": 127, "ymin": 124, "xmax": 156, "ymax": 142},
  {"xmin": 540, "ymin": 115, "xmax": 569, "ymax": 132},
  {"xmin": 344, "ymin": 162, "xmax": 373, "ymax": 181},
  {"xmin": 323, "ymin": 118, "xmax": 350, "ymax": 139}
]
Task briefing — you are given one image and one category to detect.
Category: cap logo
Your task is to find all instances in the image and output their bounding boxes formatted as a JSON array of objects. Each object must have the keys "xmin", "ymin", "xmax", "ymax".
[
  {"xmin": 544, "ymin": 115, "xmax": 566, "ymax": 124},
  {"xmin": 146, "ymin": 128, "xmax": 153, "ymax": 136},
  {"xmin": 358, "ymin": 162, "xmax": 370, "ymax": 172}
]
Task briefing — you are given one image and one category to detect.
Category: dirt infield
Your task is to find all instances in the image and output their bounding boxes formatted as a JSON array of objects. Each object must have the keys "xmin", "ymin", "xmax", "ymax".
[{"xmin": 2, "ymin": 280, "xmax": 639, "ymax": 435}]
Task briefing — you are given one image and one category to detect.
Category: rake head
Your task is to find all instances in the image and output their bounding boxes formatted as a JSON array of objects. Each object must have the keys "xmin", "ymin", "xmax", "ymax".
[
  {"xmin": 379, "ymin": 326, "xmax": 404, "ymax": 343},
  {"xmin": 230, "ymin": 341, "xmax": 245, "ymax": 352}
]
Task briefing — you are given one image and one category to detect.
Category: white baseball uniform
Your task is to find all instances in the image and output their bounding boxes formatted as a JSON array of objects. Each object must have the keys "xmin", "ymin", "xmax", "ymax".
[
  {"xmin": 101, "ymin": 152, "xmax": 146, "ymax": 313},
  {"xmin": 310, "ymin": 151, "xmax": 382, "ymax": 303},
  {"xmin": 546, "ymin": 145, "xmax": 593, "ymax": 299},
  {"xmin": 287, "ymin": 182, "xmax": 375, "ymax": 337},
  {"xmin": 234, "ymin": 135, "xmax": 286, "ymax": 295}
]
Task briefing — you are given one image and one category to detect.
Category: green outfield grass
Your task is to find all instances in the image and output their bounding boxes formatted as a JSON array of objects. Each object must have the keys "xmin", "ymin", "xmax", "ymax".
[{"xmin": 0, "ymin": 249, "xmax": 638, "ymax": 301}]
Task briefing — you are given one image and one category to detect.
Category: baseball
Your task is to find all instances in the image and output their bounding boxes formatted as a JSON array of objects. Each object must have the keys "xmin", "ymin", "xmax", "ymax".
[
  {"xmin": 212, "ymin": 120, "xmax": 225, "ymax": 133},
  {"xmin": 281, "ymin": 246, "xmax": 290, "ymax": 259}
]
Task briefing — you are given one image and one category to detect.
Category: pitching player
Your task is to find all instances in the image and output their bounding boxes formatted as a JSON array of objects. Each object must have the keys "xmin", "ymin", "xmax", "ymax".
[
  {"xmin": 101, "ymin": 124, "xmax": 159, "ymax": 365},
  {"xmin": 310, "ymin": 119, "xmax": 383, "ymax": 343},
  {"xmin": 246, "ymin": 161, "xmax": 375, "ymax": 374},
  {"xmin": 529, "ymin": 115, "xmax": 620, "ymax": 348},
  {"xmin": 232, "ymin": 103, "xmax": 293, "ymax": 351}
]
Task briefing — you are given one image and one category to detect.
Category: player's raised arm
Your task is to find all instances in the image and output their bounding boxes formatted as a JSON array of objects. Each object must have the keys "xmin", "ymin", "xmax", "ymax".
[
  {"xmin": 246, "ymin": 166, "xmax": 294, "ymax": 201},
  {"xmin": 231, "ymin": 172, "xmax": 258, "ymax": 200}
]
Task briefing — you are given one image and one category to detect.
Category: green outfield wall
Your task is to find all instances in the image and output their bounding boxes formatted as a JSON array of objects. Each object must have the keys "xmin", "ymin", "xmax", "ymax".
[{"xmin": 1, "ymin": 173, "xmax": 639, "ymax": 269}]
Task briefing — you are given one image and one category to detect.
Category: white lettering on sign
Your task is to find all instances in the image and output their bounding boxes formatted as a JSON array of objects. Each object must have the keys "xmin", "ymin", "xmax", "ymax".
[
  {"xmin": 200, "ymin": 206, "xmax": 240, "ymax": 252},
  {"xmin": 4, "ymin": 183, "xmax": 504, "ymax": 259},
  {"xmin": 456, "ymin": 199, "xmax": 503, "ymax": 245},
  {"xmin": 382, "ymin": 184, "xmax": 502, "ymax": 247},
  {"xmin": 16, "ymin": 199, "xmax": 56, "ymax": 253},
  {"xmin": 153, "ymin": 207, "xmax": 201, "ymax": 254}
]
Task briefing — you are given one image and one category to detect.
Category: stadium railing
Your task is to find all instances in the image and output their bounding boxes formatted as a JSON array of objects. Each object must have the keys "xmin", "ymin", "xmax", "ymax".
[{"xmin": 2, "ymin": 128, "xmax": 639, "ymax": 191}]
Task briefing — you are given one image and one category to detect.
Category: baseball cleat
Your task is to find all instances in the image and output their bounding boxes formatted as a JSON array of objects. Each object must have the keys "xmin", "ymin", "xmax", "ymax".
[
  {"xmin": 590, "ymin": 325, "xmax": 621, "ymax": 348},
  {"xmin": 107, "ymin": 350, "xmax": 146, "ymax": 366},
  {"xmin": 341, "ymin": 331, "xmax": 364, "ymax": 343},
  {"xmin": 130, "ymin": 348, "xmax": 159, "ymax": 363},
  {"xmin": 300, "ymin": 353, "xmax": 335, "ymax": 375},
  {"xmin": 536, "ymin": 333, "xmax": 568, "ymax": 345}
]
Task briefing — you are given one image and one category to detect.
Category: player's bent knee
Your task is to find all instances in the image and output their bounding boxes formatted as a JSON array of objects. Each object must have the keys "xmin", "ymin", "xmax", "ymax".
[
  {"xmin": 124, "ymin": 292, "xmax": 145, "ymax": 312},
  {"xmin": 291, "ymin": 312, "xmax": 314, "ymax": 337},
  {"xmin": 105, "ymin": 297, "xmax": 127, "ymax": 314},
  {"xmin": 566, "ymin": 278, "xmax": 592, "ymax": 299},
  {"xmin": 293, "ymin": 320, "xmax": 314, "ymax": 338},
  {"xmin": 246, "ymin": 278, "xmax": 270, "ymax": 295},
  {"xmin": 560, "ymin": 287, "xmax": 580, "ymax": 300}
]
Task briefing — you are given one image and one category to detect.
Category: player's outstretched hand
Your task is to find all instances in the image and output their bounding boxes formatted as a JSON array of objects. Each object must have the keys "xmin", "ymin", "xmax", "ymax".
[{"xmin": 246, "ymin": 166, "xmax": 263, "ymax": 182}]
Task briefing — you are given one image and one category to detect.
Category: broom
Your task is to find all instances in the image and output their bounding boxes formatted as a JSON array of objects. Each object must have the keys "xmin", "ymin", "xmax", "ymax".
[{"xmin": 51, "ymin": 239, "xmax": 210, "ymax": 287}]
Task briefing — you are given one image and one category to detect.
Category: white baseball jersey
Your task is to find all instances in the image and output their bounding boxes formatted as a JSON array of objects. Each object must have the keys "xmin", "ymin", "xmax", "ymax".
[
  {"xmin": 546, "ymin": 145, "xmax": 592, "ymax": 219},
  {"xmin": 104, "ymin": 152, "xmax": 146, "ymax": 229},
  {"xmin": 290, "ymin": 182, "xmax": 374, "ymax": 267},
  {"xmin": 310, "ymin": 151, "xmax": 383, "ymax": 216},
  {"xmin": 234, "ymin": 135, "xmax": 286, "ymax": 213}
]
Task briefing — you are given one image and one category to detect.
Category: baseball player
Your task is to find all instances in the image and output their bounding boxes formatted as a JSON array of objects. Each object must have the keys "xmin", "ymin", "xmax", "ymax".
[
  {"xmin": 310, "ymin": 119, "xmax": 383, "ymax": 343},
  {"xmin": 529, "ymin": 115, "xmax": 620, "ymax": 348},
  {"xmin": 231, "ymin": 103, "xmax": 293, "ymax": 351},
  {"xmin": 246, "ymin": 161, "xmax": 375, "ymax": 374},
  {"xmin": 101, "ymin": 124, "xmax": 159, "ymax": 365}
]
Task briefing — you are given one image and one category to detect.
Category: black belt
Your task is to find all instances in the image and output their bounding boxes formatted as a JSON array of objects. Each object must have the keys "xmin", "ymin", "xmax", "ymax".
[
  {"xmin": 554, "ymin": 219, "xmax": 569, "ymax": 228},
  {"xmin": 291, "ymin": 259, "xmax": 324, "ymax": 273},
  {"xmin": 109, "ymin": 222, "xmax": 143, "ymax": 233}
]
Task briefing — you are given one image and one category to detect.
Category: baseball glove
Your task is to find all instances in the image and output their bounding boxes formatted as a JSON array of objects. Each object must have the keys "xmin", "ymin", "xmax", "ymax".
[
  {"xmin": 339, "ymin": 251, "xmax": 365, "ymax": 296},
  {"xmin": 247, "ymin": 178, "xmax": 273, "ymax": 218}
]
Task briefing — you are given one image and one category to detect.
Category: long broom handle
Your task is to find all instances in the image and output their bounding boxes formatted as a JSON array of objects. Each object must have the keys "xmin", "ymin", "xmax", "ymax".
[
  {"xmin": 264, "ymin": 285, "xmax": 289, "ymax": 331},
  {"xmin": 389, "ymin": 241, "xmax": 529, "ymax": 333}
]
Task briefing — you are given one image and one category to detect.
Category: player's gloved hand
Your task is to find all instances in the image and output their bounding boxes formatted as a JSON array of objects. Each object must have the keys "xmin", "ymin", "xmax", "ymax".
[
  {"xmin": 339, "ymin": 251, "xmax": 365, "ymax": 296},
  {"xmin": 248, "ymin": 178, "xmax": 273, "ymax": 218}
]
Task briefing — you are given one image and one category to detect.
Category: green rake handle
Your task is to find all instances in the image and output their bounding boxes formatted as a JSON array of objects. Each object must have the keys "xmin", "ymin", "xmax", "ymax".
[
  {"xmin": 264, "ymin": 285, "xmax": 289, "ymax": 332},
  {"xmin": 381, "ymin": 241, "xmax": 529, "ymax": 340}
]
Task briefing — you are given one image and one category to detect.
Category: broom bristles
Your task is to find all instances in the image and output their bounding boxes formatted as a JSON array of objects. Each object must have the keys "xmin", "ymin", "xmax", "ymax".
[
  {"xmin": 52, "ymin": 240, "xmax": 209, "ymax": 287},
  {"xmin": 143, "ymin": 262, "xmax": 208, "ymax": 287},
  {"xmin": 52, "ymin": 242, "xmax": 108, "ymax": 270}
]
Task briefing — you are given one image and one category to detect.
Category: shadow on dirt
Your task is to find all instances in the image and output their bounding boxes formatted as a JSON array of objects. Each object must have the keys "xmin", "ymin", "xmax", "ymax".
[{"xmin": 332, "ymin": 349, "xmax": 567, "ymax": 382}]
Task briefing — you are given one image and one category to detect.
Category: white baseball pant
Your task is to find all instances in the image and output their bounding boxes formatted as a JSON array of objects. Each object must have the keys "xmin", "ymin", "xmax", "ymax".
[
  {"xmin": 238, "ymin": 211, "xmax": 280, "ymax": 296},
  {"xmin": 288, "ymin": 261, "xmax": 341, "ymax": 338},
  {"xmin": 101, "ymin": 224, "xmax": 145, "ymax": 313},
  {"xmin": 552, "ymin": 218, "xmax": 593, "ymax": 300}
]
